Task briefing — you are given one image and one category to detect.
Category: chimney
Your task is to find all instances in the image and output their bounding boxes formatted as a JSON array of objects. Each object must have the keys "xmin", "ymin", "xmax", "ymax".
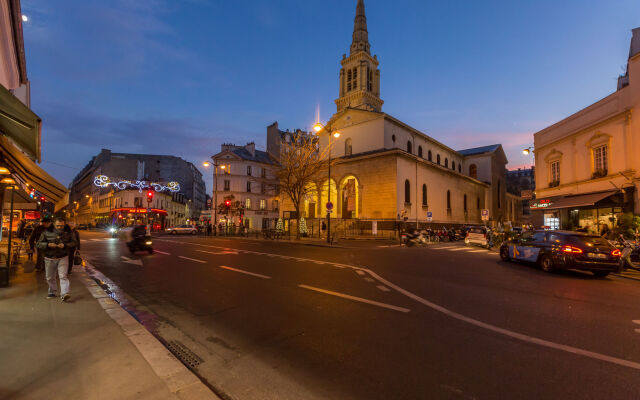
[{"xmin": 245, "ymin": 142, "xmax": 255, "ymax": 156}]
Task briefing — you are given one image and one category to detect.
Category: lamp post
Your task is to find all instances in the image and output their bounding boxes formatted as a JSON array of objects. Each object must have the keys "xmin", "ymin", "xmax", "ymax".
[
  {"xmin": 313, "ymin": 122, "xmax": 341, "ymax": 244},
  {"xmin": 522, "ymin": 147, "xmax": 535, "ymax": 166},
  {"xmin": 204, "ymin": 161, "xmax": 226, "ymax": 236}
]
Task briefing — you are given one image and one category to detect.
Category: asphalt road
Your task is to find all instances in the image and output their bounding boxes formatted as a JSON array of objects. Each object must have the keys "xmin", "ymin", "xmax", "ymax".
[{"xmin": 78, "ymin": 231, "xmax": 640, "ymax": 400}]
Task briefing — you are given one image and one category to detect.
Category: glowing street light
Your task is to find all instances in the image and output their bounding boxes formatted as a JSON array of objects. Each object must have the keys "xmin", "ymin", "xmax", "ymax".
[{"xmin": 21, "ymin": 15, "xmax": 28, "ymax": 22}]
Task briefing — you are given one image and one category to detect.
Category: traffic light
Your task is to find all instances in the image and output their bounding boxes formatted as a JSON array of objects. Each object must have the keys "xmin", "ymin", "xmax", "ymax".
[
  {"xmin": 224, "ymin": 200, "xmax": 231, "ymax": 208},
  {"xmin": 146, "ymin": 190, "xmax": 154, "ymax": 203}
]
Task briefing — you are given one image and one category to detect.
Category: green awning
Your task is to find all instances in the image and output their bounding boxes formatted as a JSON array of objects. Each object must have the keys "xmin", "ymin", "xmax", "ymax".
[{"xmin": 0, "ymin": 84, "xmax": 41, "ymax": 162}]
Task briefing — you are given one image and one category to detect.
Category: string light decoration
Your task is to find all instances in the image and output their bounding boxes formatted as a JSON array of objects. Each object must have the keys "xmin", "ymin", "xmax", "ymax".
[{"xmin": 93, "ymin": 175, "xmax": 181, "ymax": 193}]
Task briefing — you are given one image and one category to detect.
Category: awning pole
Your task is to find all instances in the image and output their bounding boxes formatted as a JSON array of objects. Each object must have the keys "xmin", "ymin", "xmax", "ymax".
[{"xmin": 7, "ymin": 188, "xmax": 14, "ymax": 267}]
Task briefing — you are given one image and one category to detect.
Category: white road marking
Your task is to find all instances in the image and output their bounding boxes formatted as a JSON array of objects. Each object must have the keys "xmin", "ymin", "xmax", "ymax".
[
  {"xmin": 633, "ymin": 320, "xmax": 640, "ymax": 325},
  {"xmin": 445, "ymin": 248, "xmax": 469, "ymax": 252},
  {"xmin": 356, "ymin": 270, "xmax": 366, "ymax": 276},
  {"xmin": 298, "ymin": 285, "xmax": 410, "ymax": 313},
  {"xmin": 377, "ymin": 285, "xmax": 391, "ymax": 292},
  {"xmin": 218, "ymin": 265, "xmax": 271, "ymax": 279},
  {"xmin": 362, "ymin": 268, "xmax": 640, "ymax": 371},
  {"xmin": 90, "ymin": 238, "xmax": 103, "ymax": 242},
  {"xmin": 178, "ymin": 256, "xmax": 207, "ymax": 264},
  {"xmin": 120, "ymin": 256, "xmax": 142, "ymax": 266},
  {"xmin": 635, "ymin": 329, "xmax": 640, "ymax": 334},
  {"xmin": 467, "ymin": 250, "xmax": 489, "ymax": 253},
  {"xmin": 196, "ymin": 249, "xmax": 239, "ymax": 255},
  {"xmin": 364, "ymin": 277, "xmax": 375, "ymax": 283},
  {"xmin": 154, "ymin": 250, "xmax": 171, "ymax": 255}
]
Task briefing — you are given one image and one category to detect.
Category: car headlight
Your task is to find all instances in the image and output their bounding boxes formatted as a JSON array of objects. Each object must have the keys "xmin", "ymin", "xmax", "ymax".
[
  {"xmin": 145, "ymin": 241, "xmax": 152, "ymax": 245},
  {"xmin": 109, "ymin": 228, "xmax": 116, "ymax": 233}
]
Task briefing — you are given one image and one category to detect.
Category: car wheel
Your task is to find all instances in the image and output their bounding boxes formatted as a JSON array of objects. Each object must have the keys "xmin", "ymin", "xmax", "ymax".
[
  {"xmin": 592, "ymin": 271, "xmax": 609, "ymax": 278},
  {"xmin": 191, "ymin": 230, "xmax": 197, "ymax": 235},
  {"xmin": 499, "ymin": 247, "xmax": 510, "ymax": 262},
  {"xmin": 540, "ymin": 255, "xmax": 554, "ymax": 273},
  {"xmin": 171, "ymin": 231, "xmax": 177, "ymax": 235}
]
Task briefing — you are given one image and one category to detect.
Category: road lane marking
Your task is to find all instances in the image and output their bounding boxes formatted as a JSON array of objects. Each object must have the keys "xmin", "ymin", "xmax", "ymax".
[
  {"xmin": 364, "ymin": 277, "xmax": 375, "ymax": 283},
  {"xmin": 196, "ymin": 250, "xmax": 239, "ymax": 255},
  {"xmin": 154, "ymin": 250, "xmax": 171, "ymax": 255},
  {"xmin": 467, "ymin": 250, "xmax": 489, "ymax": 253},
  {"xmin": 356, "ymin": 270, "xmax": 365, "ymax": 276},
  {"xmin": 298, "ymin": 285, "xmax": 410, "ymax": 313},
  {"xmin": 635, "ymin": 329, "xmax": 640, "ymax": 333},
  {"xmin": 445, "ymin": 248, "xmax": 469, "ymax": 252},
  {"xmin": 633, "ymin": 320, "xmax": 640, "ymax": 325},
  {"xmin": 120, "ymin": 256, "xmax": 142, "ymax": 266},
  {"xmin": 377, "ymin": 285, "xmax": 390, "ymax": 292},
  {"xmin": 218, "ymin": 265, "xmax": 271, "ymax": 279},
  {"xmin": 362, "ymin": 268, "xmax": 640, "ymax": 371},
  {"xmin": 178, "ymin": 256, "xmax": 207, "ymax": 264}
]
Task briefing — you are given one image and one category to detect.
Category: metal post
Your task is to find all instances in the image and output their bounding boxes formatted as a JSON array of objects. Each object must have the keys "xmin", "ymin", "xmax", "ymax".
[
  {"xmin": 327, "ymin": 134, "xmax": 332, "ymax": 244},
  {"xmin": 7, "ymin": 187, "xmax": 14, "ymax": 267},
  {"xmin": 213, "ymin": 164, "xmax": 218, "ymax": 236}
]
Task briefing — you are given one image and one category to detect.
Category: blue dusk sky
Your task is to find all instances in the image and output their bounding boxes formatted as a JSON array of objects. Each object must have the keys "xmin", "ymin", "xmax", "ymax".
[{"xmin": 20, "ymin": 0, "xmax": 640, "ymax": 191}]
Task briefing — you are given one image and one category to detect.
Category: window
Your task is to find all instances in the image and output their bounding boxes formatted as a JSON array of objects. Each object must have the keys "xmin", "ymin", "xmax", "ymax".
[
  {"xmin": 469, "ymin": 164, "xmax": 477, "ymax": 179},
  {"xmin": 422, "ymin": 184, "xmax": 428, "ymax": 206},
  {"xmin": 446, "ymin": 191, "xmax": 451, "ymax": 210},
  {"xmin": 261, "ymin": 183, "xmax": 266, "ymax": 194},
  {"xmin": 428, "ymin": 150, "xmax": 432, "ymax": 162},
  {"xmin": 272, "ymin": 200, "xmax": 279, "ymax": 211},
  {"xmin": 247, "ymin": 166, "xmax": 252, "ymax": 176},
  {"xmin": 444, "ymin": 158, "xmax": 448, "ymax": 168},
  {"xmin": 345, "ymin": 138, "xmax": 353, "ymax": 156},
  {"xmin": 477, "ymin": 196, "xmax": 480, "ymax": 209},
  {"xmin": 458, "ymin": 164, "xmax": 461, "ymax": 173},
  {"xmin": 134, "ymin": 197, "xmax": 142, "ymax": 207},
  {"xmin": 224, "ymin": 180, "xmax": 230, "ymax": 191},
  {"xmin": 260, "ymin": 199, "xmax": 266, "ymax": 210},
  {"xmin": 452, "ymin": 161, "xmax": 456, "ymax": 171},
  {"xmin": 550, "ymin": 160, "xmax": 560, "ymax": 184},
  {"xmin": 437, "ymin": 154, "xmax": 441, "ymax": 165},
  {"xmin": 418, "ymin": 146, "xmax": 423, "ymax": 158},
  {"xmin": 261, "ymin": 168, "xmax": 266, "ymax": 178},
  {"xmin": 404, "ymin": 179, "xmax": 411, "ymax": 204},
  {"xmin": 594, "ymin": 145, "xmax": 607, "ymax": 173},
  {"xmin": 353, "ymin": 68, "xmax": 357, "ymax": 90},
  {"xmin": 223, "ymin": 165, "xmax": 230, "ymax": 174},
  {"xmin": 245, "ymin": 198, "xmax": 251, "ymax": 209},
  {"xmin": 532, "ymin": 232, "xmax": 547, "ymax": 243},
  {"xmin": 246, "ymin": 181, "xmax": 251, "ymax": 192},
  {"xmin": 392, "ymin": 134, "xmax": 396, "ymax": 143},
  {"xmin": 407, "ymin": 141, "xmax": 412, "ymax": 154},
  {"xmin": 497, "ymin": 180, "xmax": 501, "ymax": 209},
  {"xmin": 464, "ymin": 194, "xmax": 467, "ymax": 212}
]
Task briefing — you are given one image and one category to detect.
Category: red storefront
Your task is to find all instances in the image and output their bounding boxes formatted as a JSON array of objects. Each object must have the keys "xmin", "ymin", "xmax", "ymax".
[{"xmin": 110, "ymin": 208, "xmax": 168, "ymax": 231}]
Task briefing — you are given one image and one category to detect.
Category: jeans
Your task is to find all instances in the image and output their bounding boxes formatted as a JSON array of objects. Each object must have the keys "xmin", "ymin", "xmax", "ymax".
[{"xmin": 45, "ymin": 257, "xmax": 70, "ymax": 296}]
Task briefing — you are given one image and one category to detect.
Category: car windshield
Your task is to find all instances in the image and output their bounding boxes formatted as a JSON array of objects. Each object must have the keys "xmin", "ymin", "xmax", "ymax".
[
  {"xmin": 469, "ymin": 228, "xmax": 485, "ymax": 234},
  {"xmin": 568, "ymin": 235, "xmax": 613, "ymax": 248}
]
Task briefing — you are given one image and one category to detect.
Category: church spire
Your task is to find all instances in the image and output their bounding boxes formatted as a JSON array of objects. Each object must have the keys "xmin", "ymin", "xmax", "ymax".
[{"xmin": 350, "ymin": 0, "xmax": 370, "ymax": 55}]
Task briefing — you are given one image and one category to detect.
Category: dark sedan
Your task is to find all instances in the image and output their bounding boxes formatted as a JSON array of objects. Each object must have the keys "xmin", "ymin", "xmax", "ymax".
[{"xmin": 500, "ymin": 230, "xmax": 622, "ymax": 277}]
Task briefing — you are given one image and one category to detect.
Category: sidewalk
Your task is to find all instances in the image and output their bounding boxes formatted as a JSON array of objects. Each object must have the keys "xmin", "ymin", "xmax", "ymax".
[{"xmin": 0, "ymin": 262, "xmax": 219, "ymax": 400}]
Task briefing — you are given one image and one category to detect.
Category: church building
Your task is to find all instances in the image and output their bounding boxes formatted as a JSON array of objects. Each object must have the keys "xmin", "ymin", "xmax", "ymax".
[{"xmin": 286, "ymin": 0, "xmax": 511, "ymax": 230}]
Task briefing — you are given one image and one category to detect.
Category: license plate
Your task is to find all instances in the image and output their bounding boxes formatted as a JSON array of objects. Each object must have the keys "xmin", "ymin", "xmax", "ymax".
[{"xmin": 589, "ymin": 253, "xmax": 607, "ymax": 259}]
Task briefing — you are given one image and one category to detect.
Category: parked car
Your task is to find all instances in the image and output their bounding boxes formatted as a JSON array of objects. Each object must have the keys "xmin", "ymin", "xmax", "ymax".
[
  {"xmin": 77, "ymin": 224, "xmax": 88, "ymax": 230},
  {"xmin": 499, "ymin": 230, "xmax": 622, "ymax": 277},
  {"xmin": 166, "ymin": 225, "xmax": 198, "ymax": 235},
  {"xmin": 465, "ymin": 226, "xmax": 490, "ymax": 248}
]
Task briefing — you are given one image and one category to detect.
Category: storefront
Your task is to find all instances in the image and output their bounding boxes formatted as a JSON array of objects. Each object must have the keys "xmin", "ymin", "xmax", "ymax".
[
  {"xmin": 110, "ymin": 208, "xmax": 168, "ymax": 231},
  {"xmin": 530, "ymin": 190, "xmax": 632, "ymax": 233}
]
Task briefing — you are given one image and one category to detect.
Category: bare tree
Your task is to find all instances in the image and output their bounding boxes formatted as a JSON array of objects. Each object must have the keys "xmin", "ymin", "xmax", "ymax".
[{"xmin": 275, "ymin": 131, "xmax": 335, "ymax": 239}]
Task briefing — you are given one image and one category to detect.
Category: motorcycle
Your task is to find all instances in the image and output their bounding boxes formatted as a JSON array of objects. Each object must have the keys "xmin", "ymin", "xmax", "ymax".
[
  {"xmin": 402, "ymin": 230, "xmax": 427, "ymax": 247},
  {"xmin": 108, "ymin": 226, "xmax": 119, "ymax": 238},
  {"xmin": 127, "ymin": 235, "xmax": 154, "ymax": 255},
  {"xmin": 617, "ymin": 237, "xmax": 640, "ymax": 271}
]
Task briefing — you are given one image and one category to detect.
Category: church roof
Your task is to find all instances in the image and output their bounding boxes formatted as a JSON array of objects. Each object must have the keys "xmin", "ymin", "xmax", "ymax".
[{"xmin": 457, "ymin": 144, "xmax": 501, "ymax": 156}]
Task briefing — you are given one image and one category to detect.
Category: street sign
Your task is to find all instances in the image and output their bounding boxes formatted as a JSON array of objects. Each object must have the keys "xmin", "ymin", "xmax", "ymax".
[
  {"xmin": 326, "ymin": 202, "xmax": 333, "ymax": 210},
  {"xmin": 427, "ymin": 211, "xmax": 433, "ymax": 222},
  {"xmin": 481, "ymin": 209, "xmax": 490, "ymax": 221}
]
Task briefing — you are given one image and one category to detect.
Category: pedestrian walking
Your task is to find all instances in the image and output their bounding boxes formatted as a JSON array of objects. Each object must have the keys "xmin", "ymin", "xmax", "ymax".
[
  {"xmin": 29, "ymin": 218, "xmax": 51, "ymax": 271},
  {"xmin": 207, "ymin": 223, "xmax": 212, "ymax": 236},
  {"xmin": 66, "ymin": 221, "xmax": 80, "ymax": 275},
  {"xmin": 37, "ymin": 218, "xmax": 77, "ymax": 302}
]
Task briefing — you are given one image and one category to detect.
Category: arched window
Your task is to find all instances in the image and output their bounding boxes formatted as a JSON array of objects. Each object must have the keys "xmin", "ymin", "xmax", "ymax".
[
  {"xmin": 345, "ymin": 138, "xmax": 352, "ymax": 156},
  {"xmin": 422, "ymin": 184, "xmax": 427, "ymax": 206},
  {"xmin": 444, "ymin": 158, "xmax": 449, "ymax": 168},
  {"xmin": 404, "ymin": 179, "xmax": 411, "ymax": 204},
  {"xmin": 452, "ymin": 161, "xmax": 456, "ymax": 171},
  {"xmin": 469, "ymin": 164, "xmax": 478, "ymax": 179},
  {"xmin": 477, "ymin": 197, "xmax": 480, "ymax": 209},
  {"xmin": 446, "ymin": 190, "xmax": 451, "ymax": 210},
  {"xmin": 458, "ymin": 164, "xmax": 461, "ymax": 173},
  {"xmin": 497, "ymin": 180, "xmax": 501, "ymax": 209},
  {"xmin": 407, "ymin": 140, "xmax": 412, "ymax": 154},
  {"xmin": 464, "ymin": 194, "xmax": 467, "ymax": 212},
  {"xmin": 392, "ymin": 134, "xmax": 396, "ymax": 143},
  {"xmin": 428, "ymin": 150, "xmax": 432, "ymax": 161},
  {"xmin": 437, "ymin": 154, "xmax": 441, "ymax": 165},
  {"xmin": 418, "ymin": 146, "xmax": 423, "ymax": 158}
]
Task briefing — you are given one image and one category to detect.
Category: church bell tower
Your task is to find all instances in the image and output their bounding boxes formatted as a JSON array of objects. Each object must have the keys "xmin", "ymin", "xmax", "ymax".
[{"xmin": 335, "ymin": 0, "xmax": 383, "ymax": 113}]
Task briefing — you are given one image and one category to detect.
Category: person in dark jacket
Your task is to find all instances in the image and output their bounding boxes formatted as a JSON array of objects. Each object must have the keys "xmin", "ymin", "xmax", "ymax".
[
  {"xmin": 66, "ymin": 222, "xmax": 80, "ymax": 275},
  {"xmin": 37, "ymin": 218, "xmax": 77, "ymax": 301},
  {"xmin": 29, "ymin": 218, "xmax": 51, "ymax": 271}
]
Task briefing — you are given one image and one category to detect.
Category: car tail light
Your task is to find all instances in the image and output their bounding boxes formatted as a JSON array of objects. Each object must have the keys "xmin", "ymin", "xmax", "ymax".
[
  {"xmin": 562, "ymin": 245, "xmax": 583, "ymax": 254},
  {"xmin": 611, "ymin": 249, "xmax": 622, "ymax": 257}
]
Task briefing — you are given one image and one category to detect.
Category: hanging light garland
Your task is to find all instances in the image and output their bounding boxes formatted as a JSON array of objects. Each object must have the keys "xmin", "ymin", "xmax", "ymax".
[{"xmin": 93, "ymin": 175, "xmax": 180, "ymax": 193}]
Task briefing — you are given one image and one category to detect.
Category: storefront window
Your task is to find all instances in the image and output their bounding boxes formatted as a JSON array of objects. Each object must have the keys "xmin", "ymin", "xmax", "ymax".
[{"xmin": 544, "ymin": 212, "xmax": 559, "ymax": 230}]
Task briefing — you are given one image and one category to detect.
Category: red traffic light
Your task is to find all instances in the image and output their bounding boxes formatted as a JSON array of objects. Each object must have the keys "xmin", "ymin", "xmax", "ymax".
[
  {"xmin": 146, "ymin": 191, "xmax": 154, "ymax": 199},
  {"xmin": 224, "ymin": 200, "xmax": 231, "ymax": 207}
]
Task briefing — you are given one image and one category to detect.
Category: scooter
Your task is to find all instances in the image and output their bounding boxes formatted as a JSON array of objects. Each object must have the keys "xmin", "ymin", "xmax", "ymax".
[
  {"xmin": 618, "ymin": 237, "xmax": 640, "ymax": 271},
  {"xmin": 402, "ymin": 230, "xmax": 427, "ymax": 247},
  {"xmin": 108, "ymin": 226, "xmax": 119, "ymax": 238},
  {"xmin": 127, "ymin": 235, "xmax": 154, "ymax": 255}
]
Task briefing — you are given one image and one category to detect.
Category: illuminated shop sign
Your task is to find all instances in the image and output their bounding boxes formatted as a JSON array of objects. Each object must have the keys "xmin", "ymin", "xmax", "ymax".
[
  {"xmin": 530, "ymin": 199, "xmax": 552, "ymax": 210},
  {"xmin": 94, "ymin": 175, "xmax": 180, "ymax": 193}
]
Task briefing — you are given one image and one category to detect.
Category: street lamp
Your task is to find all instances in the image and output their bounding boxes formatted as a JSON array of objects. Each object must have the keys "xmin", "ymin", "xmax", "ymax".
[
  {"xmin": 522, "ymin": 147, "xmax": 533, "ymax": 155},
  {"xmin": 313, "ymin": 122, "xmax": 341, "ymax": 244},
  {"xmin": 203, "ymin": 161, "xmax": 226, "ymax": 235}
]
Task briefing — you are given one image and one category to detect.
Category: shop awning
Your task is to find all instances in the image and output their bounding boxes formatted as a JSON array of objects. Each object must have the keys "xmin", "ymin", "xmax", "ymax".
[
  {"xmin": 532, "ymin": 191, "xmax": 618, "ymax": 210},
  {"xmin": 0, "ymin": 84, "xmax": 40, "ymax": 161},
  {"xmin": 0, "ymin": 135, "xmax": 67, "ymax": 203}
]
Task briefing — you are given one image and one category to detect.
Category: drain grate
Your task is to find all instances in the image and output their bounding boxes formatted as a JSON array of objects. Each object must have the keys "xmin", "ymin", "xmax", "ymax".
[{"xmin": 166, "ymin": 340, "xmax": 203, "ymax": 369}]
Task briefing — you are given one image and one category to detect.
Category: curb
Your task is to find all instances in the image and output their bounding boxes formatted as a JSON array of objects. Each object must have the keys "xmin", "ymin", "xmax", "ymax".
[{"xmin": 76, "ymin": 263, "xmax": 221, "ymax": 400}]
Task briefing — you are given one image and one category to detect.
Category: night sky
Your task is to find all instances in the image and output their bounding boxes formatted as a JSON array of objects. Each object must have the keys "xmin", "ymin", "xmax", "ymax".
[{"xmin": 20, "ymin": 0, "xmax": 640, "ymax": 191}]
